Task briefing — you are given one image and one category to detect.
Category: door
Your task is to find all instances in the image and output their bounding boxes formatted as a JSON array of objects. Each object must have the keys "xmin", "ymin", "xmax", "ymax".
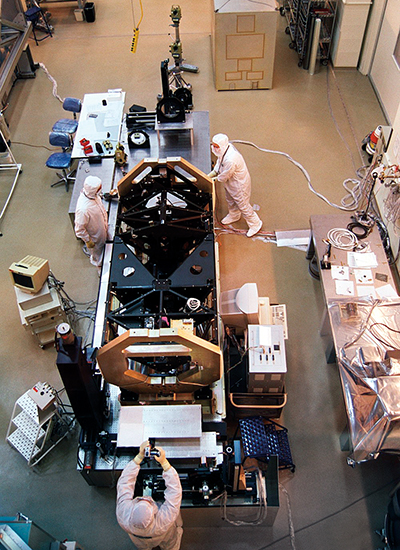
[{"xmin": 369, "ymin": 0, "xmax": 400, "ymax": 124}]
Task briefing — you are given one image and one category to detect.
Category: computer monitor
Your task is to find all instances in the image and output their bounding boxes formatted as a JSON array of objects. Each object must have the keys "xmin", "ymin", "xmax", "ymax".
[
  {"xmin": 219, "ymin": 283, "xmax": 260, "ymax": 329},
  {"xmin": 9, "ymin": 255, "xmax": 49, "ymax": 294}
]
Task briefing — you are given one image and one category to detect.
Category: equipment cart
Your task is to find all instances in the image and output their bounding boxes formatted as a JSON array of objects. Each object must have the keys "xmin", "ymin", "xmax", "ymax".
[
  {"xmin": 287, "ymin": 0, "xmax": 337, "ymax": 68},
  {"xmin": 281, "ymin": 0, "xmax": 300, "ymax": 51}
]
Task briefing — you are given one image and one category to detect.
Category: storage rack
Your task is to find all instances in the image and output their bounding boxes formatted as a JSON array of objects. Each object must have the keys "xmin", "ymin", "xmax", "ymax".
[
  {"xmin": 6, "ymin": 388, "xmax": 74, "ymax": 466},
  {"xmin": 281, "ymin": 0, "xmax": 300, "ymax": 51},
  {"xmin": 283, "ymin": 0, "xmax": 337, "ymax": 68}
]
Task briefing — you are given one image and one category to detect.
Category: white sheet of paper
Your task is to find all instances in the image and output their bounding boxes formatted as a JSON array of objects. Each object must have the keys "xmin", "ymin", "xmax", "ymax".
[
  {"xmin": 347, "ymin": 252, "xmax": 378, "ymax": 268},
  {"xmin": 335, "ymin": 280, "xmax": 354, "ymax": 296},
  {"xmin": 356, "ymin": 285, "xmax": 377, "ymax": 298},
  {"xmin": 331, "ymin": 265, "xmax": 349, "ymax": 280},
  {"xmin": 376, "ymin": 284, "xmax": 398, "ymax": 298},
  {"xmin": 354, "ymin": 269, "xmax": 373, "ymax": 284}
]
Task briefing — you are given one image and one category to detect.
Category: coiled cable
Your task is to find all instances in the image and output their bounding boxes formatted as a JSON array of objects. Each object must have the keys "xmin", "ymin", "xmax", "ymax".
[{"xmin": 326, "ymin": 227, "xmax": 358, "ymax": 250}]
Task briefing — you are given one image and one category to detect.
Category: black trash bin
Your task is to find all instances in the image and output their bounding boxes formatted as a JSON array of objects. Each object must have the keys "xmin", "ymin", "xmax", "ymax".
[{"xmin": 84, "ymin": 2, "xmax": 95, "ymax": 22}]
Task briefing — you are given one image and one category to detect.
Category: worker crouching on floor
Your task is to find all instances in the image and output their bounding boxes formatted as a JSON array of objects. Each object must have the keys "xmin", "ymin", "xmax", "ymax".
[
  {"xmin": 74, "ymin": 175, "xmax": 108, "ymax": 274},
  {"xmin": 209, "ymin": 133, "xmax": 262, "ymax": 238},
  {"xmin": 116, "ymin": 440, "xmax": 183, "ymax": 550}
]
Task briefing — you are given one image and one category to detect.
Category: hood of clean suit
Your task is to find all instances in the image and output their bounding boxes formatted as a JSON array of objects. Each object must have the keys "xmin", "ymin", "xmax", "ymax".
[
  {"xmin": 83, "ymin": 175, "xmax": 102, "ymax": 199},
  {"xmin": 129, "ymin": 497, "xmax": 158, "ymax": 530},
  {"xmin": 212, "ymin": 133, "xmax": 229, "ymax": 157}
]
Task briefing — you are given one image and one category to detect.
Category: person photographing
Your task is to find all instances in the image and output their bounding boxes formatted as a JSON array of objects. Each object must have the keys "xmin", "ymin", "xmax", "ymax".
[{"xmin": 116, "ymin": 440, "xmax": 183, "ymax": 550}]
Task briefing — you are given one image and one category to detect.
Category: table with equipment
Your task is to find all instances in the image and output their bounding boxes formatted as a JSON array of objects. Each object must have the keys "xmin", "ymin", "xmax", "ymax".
[
  {"xmin": 308, "ymin": 214, "xmax": 400, "ymax": 465},
  {"xmin": 68, "ymin": 110, "xmax": 211, "ymax": 225},
  {"xmin": 71, "ymin": 90, "xmax": 126, "ymax": 159},
  {"xmin": 308, "ymin": 213, "xmax": 397, "ymax": 361}
]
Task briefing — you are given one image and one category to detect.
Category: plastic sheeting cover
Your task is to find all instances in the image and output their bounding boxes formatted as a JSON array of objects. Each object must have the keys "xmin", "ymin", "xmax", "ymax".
[{"xmin": 328, "ymin": 297, "xmax": 400, "ymax": 463}]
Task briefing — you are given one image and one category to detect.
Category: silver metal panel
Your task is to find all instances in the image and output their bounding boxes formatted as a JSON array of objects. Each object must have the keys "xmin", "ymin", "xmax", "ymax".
[
  {"xmin": 117, "ymin": 404, "xmax": 202, "ymax": 447},
  {"xmin": 92, "ymin": 241, "xmax": 113, "ymax": 349},
  {"xmin": 155, "ymin": 432, "xmax": 221, "ymax": 459}
]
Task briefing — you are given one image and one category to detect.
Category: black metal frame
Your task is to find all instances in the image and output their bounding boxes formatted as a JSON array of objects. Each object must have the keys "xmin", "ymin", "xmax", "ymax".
[{"xmin": 104, "ymin": 162, "xmax": 218, "ymax": 374}]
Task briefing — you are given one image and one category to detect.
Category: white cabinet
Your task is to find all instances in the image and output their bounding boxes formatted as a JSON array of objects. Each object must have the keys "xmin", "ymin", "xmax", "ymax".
[{"xmin": 331, "ymin": 0, "xmax": 372, "ymax": 67}]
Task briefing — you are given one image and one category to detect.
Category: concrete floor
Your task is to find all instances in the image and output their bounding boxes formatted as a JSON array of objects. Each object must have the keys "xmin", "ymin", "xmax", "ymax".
[{"xmin": 0, "ymin": 0, "xmax": 398, "ymax": 549}]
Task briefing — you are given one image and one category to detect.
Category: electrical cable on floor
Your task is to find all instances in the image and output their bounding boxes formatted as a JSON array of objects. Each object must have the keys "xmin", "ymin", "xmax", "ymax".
[
  {"xmin": 216, "ymin": 469, "xmax": 268, "ymax": 525},
  {"xmin": 324, "ymin": 64, "xmax": 400, "ymax": 260},
  {"xmin": 280, "ymin": 483, "xmax": 297, "ymax": 550},
  {"xmin": 231, "ymin": 139, "xmax": 365, "ymax": 212},
  {"xmin": 38, "ymin": 63, "xmax": 64, "ymax": 103},
  {"xmin": 254, "ymin": 473, "xmax": 400, "ymax": 550},
  {"xmin": 47, "ymin": 271, "xmax": 96, "ymax": 342},
  {"xmin": 326, "ymin": 64, "xmax": 365, "ymax": 174},
  {"xmin": 12, "ymin": 141, "xmax": 55, "ymax": 151},
  {"xmin": 214, "ymin": 224, "xmax": 276, "ymax": 241}
]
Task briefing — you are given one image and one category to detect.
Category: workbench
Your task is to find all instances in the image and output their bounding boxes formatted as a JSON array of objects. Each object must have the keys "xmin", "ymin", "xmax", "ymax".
[
  {"xmin": 71, "ymin": 91, "xmax": 126, "ymax": 159},
  {"xmin": 308, "ymin": 214, "xmax": 400, "ymax": 465},
  {"xmin": 309, "ymin": 214, "xmax": 397, "ymax": 361},
  {"xmin": 68, "ymin": 110, "xmax": 211, "ymax": 226}
]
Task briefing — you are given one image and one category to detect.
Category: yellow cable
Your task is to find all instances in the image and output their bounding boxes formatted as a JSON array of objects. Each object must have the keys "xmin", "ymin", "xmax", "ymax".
[
  {"xmin": 131, "ymin": 0, "xmax": 143, "ymax": 53},
  {"xmin": 137, "ymin": 0, "xmax": 143, "ymax": 28}
]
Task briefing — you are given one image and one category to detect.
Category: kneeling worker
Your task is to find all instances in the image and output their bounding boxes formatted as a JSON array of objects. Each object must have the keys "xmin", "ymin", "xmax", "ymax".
[
  {"xmin": 116, "ymin": 440, "xmax": 183, "ymax": 550},
  {"xmin": 209, "ymin": 133, "xmax": 262, "ymax": 238}
]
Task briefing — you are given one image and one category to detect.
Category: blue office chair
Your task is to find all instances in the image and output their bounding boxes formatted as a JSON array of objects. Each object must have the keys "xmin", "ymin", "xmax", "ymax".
[
  {"xmin": 52, "ymin": 97, "xmax": 82, "ymax": 135},
  {"xmin": 46, "ymin": 131, "xmax": 75, "ymax": 192},
  {"xmin": 24, "ymin": 4, "xmax": 53, "ymax": 46}
]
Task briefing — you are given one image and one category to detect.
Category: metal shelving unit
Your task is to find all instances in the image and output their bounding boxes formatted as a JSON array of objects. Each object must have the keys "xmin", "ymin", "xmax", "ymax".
[
  {"xmin": 6, "ymin": 387, "xmax": 74, "ymax": 466},
  {"xmin": 283, "ymin": 0, "xmax": 337, "ymax": 68},
  {"xmin": 281, "ymin": 0, "xmax": 300, "ymax": 50}
]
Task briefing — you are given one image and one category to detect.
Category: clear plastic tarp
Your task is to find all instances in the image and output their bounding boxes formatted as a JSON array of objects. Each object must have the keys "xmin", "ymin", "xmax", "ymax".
[{"xmin": 328, "ymin": 297, "xmax": 400, "ymax": 464}]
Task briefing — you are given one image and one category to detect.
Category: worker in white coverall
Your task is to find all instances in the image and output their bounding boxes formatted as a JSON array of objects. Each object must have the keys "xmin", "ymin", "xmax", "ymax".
[
  {"xmin": 208, "ymin": 133, "xmax": 262, "ymax": 238},
  {"xmin": 116, "ymin": 440, "xmax": 183, "ymax": 550},
  {"xmin": 74, "ymin": 175, "xmax": 108, "ymax": 272}
]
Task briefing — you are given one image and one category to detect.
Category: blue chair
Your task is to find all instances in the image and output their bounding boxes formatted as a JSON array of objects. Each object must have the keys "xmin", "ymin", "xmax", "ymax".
[
  {"xmin": 52, "ymin": 97, "xmax": 82, "ymax": 135},
  {"xmin": 24, "ymin": 4, "xmax": 53, "ymax": 46},
  {"xmin": 46, "ymin": 132, "xmax": 75, "ymax": 192}
]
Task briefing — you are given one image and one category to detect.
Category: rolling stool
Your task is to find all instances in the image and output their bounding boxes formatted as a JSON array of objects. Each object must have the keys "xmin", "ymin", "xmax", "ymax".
[
  {"xmin": 52, "ymin": 97, "xmax": 82, "ymax": 136},
  {"xmin": 24, "ymin": 5, "xmax": 53, "ymax": 45},
  {"xmin": 46, "ymin": 131, "xmax": 75, "ymax": 192}
]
